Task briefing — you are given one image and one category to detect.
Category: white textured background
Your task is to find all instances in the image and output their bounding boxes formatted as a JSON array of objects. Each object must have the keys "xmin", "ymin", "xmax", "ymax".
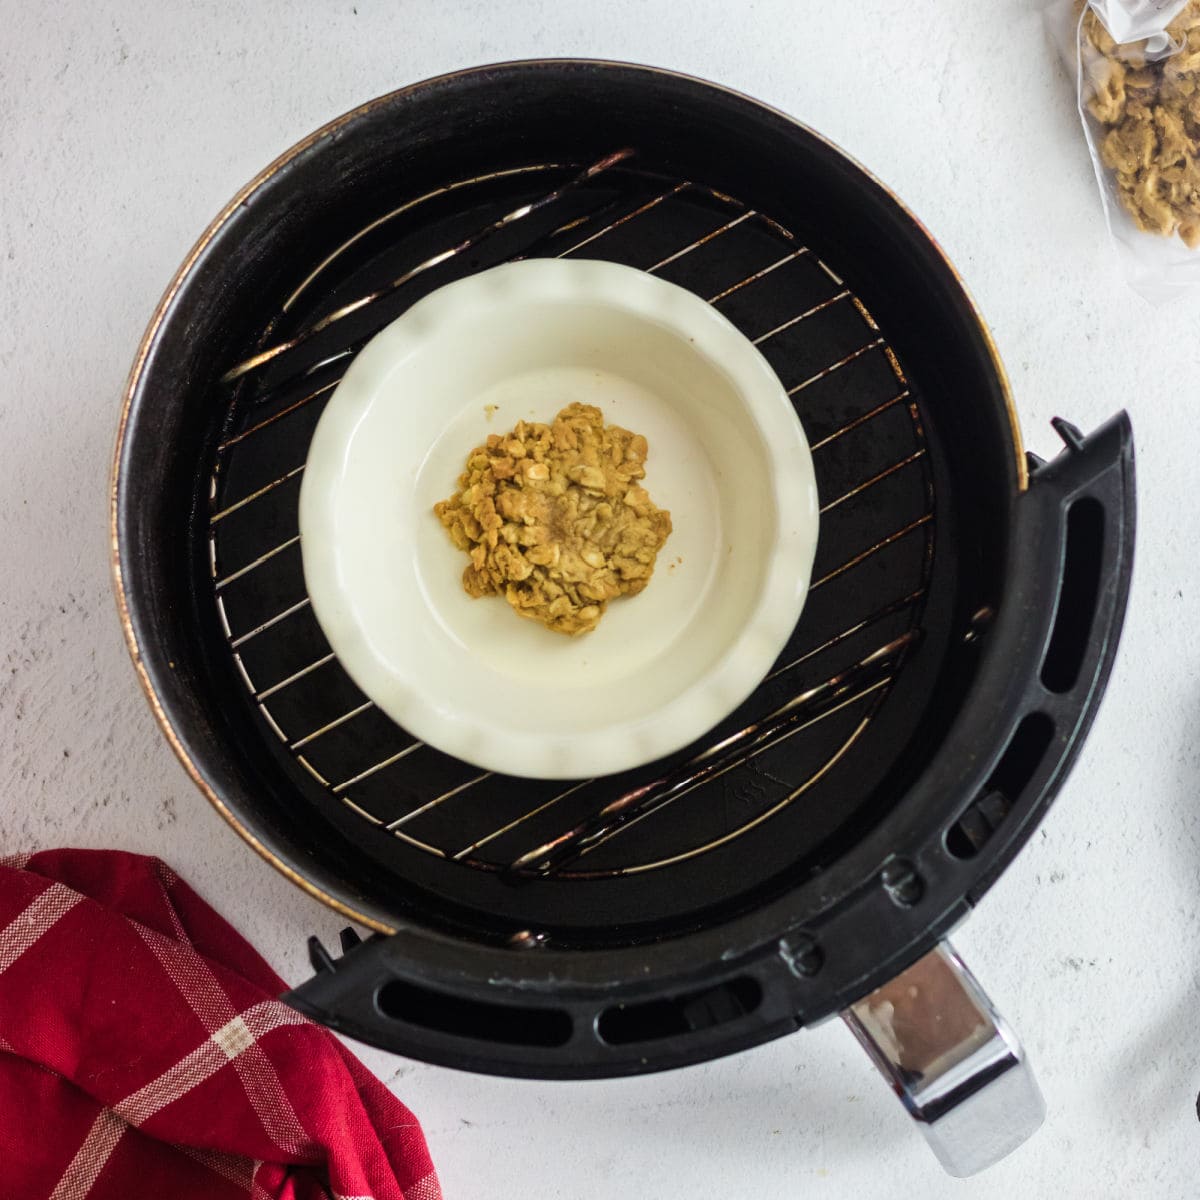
[{"xmin": 3, "ymin": 1, "xmax": 1199, "ymax": 1195}]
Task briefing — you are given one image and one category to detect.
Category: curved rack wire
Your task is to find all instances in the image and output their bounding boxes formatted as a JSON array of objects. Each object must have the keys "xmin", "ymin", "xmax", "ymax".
[{"xmin": 207, "ymin": 150, "xmax": 935, "ymax": 880}]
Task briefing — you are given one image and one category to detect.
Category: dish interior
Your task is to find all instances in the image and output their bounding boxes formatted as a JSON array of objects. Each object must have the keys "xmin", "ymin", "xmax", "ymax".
[{"xmin": 417, "ymin": 364, "xmax": 729, "ymax": 696}]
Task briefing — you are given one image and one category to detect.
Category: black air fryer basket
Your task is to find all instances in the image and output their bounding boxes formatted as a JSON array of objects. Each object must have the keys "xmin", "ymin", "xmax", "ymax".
[{"xmin": 112, "ymin": 62, "xmax": 1134, "ymax": 1176}]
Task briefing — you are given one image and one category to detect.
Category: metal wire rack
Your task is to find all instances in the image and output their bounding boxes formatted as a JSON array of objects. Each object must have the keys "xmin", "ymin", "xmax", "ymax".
[{"xmin": 207, "ymin": 150, "xmax": 935, "ymax": 881}]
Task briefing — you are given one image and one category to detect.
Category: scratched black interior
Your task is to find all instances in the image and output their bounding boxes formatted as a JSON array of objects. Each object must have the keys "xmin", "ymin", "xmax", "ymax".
[{"xmin": 114, "ymin": 62, "xmax": 1135, "ymax": 1075}]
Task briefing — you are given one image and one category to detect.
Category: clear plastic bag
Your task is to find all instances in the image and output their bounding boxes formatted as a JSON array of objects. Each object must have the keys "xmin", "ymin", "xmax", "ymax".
[{"xmin": 1047, "ymin": 0, "xmax": 1200, "ymax": 300}]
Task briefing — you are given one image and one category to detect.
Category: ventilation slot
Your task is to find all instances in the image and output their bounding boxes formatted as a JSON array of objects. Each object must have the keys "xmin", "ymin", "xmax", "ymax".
[
  {"xmin": 946, "ymin": 712, "xmax": 1055, "ymax": 860},
  {"xmin": 1042, "ymin": 497, "xmax": 1105, "ymax": 693},
  {"xmin": 597, "ymin": 977, "xmax": 763, "ymax": 1046},
  {"xmin": 376, "ymin": 980, "xmax": 573, "ymax": 1047}
]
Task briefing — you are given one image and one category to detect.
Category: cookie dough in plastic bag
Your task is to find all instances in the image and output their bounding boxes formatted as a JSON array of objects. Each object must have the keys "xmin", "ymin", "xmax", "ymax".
[{"xmin": 1046, "ymin": 0, "xmax": 1200, "ymax": 300}]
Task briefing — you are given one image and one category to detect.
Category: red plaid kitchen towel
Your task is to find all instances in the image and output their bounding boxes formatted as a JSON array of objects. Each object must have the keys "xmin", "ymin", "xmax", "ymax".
[{"xmin": 0, "ymin": 849, "xmax": 440, "ymax": 1200}]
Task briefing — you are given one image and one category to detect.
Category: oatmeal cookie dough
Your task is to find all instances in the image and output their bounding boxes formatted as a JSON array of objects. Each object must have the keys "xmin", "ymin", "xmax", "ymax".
[
  {"xmin": 434, "ymin": 403, "xmax": 672, "ymax": 636},
  {"xmin": 1081, "ymin": 1, "xmax": 1200, "ymax": 247}
]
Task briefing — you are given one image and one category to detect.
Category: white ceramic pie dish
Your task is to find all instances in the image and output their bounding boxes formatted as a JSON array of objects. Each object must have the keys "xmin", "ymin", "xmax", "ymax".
[{"xmin": 298, "ymin": 258, "xmax": 818, "ymax": 779}]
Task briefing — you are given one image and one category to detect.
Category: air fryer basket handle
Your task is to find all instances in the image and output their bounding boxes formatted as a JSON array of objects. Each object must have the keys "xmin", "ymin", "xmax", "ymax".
[
  {"xmin": 832, "ymin": 414, "xmax": 1131, "ymax": 1177},
  {"xmin": 842, "ymin": 941, "xmax": 1044, "ymax": 1178}
]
